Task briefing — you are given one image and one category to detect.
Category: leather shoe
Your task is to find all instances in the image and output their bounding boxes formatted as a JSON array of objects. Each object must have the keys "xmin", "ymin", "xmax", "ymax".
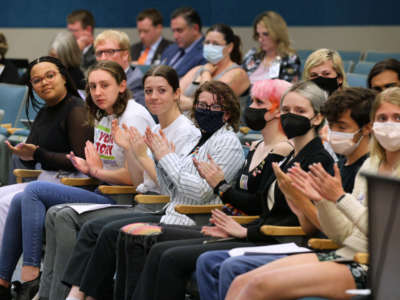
[{"xmin": 12, "ymin": 276, "xmax": 40, "ymax": 300}]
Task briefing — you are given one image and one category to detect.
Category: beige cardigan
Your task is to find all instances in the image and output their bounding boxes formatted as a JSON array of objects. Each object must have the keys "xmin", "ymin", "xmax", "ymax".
[{"xmin": 316, "ymin": 157, "xmax": 379, "ymax": 259}]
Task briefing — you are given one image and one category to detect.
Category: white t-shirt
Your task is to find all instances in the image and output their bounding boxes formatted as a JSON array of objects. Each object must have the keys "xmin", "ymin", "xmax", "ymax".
[
  {"xmin": 136, "ymin": 114, "xmax": 201, "ymax": 193},
  {"xmin": 94, "ymin": 99, "xmax": 155, "ymax": 170}
]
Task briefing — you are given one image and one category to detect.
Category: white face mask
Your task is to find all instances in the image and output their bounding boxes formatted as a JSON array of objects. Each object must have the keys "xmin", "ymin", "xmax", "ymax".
[
  {"xmin": 328, "ymin": 129, "xmax": 362, "ymax": 155},
  {"xmin": 373, "ymin": 122, "xmax": 400, "ymax": 152},
  {"xmin": 203, "ymin": 44, "xmax": 225, "ymax": 64}
]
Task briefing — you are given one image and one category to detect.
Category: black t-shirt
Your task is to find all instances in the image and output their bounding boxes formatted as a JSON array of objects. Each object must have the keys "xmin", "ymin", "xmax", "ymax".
[{"xmin": 338, "ymin": 154, "xmax": 369, "ymax": 193}]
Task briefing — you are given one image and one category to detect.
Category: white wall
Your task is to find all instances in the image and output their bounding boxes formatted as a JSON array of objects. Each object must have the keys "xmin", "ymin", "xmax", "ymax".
[{"xmin": 2, "ymin": 26, "xmax": 400, "ymax": 62}]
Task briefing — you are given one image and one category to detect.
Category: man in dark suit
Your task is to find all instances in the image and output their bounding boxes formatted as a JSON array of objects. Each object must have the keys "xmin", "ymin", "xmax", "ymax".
[
  {"xmin": 131, "ymin": 9, "xmax": 172, "ymax": 65},
  {"xmin": 160, "ymin": 7, "xmax": 206, "ymax": 77},
  {"xmin": 67, "ymin": 10, "xmax": 96, "ymax": 71}
]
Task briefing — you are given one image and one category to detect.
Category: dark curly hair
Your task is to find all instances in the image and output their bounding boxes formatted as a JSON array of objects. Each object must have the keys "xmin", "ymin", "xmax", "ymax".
[
  {"xmin": 85, "ymin": 60, "xmax": 131, "ymax": 125},
  {"xmin": 26, "ymin": 56, "xmax": 79, "ymax": 121},
  {"xmin": 192, "ymin": 81, "xmax": 240, "ymax": 132},
  {"xmin": 321, "ymin": 87, "xmax": 377, "ymax": 128}
]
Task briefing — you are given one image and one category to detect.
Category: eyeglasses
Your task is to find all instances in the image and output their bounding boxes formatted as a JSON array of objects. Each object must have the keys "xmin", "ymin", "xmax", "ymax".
[
  {"xmin": 196, "ymin": 102, "xmax": 224, "ymax": 111},
  {"xmin": 95, "ymin": 49, "xmax": 126, "ymax": 58},
  {"xmin": 30, "ymin": 71, "xmax": 59, "ymax": 86}
]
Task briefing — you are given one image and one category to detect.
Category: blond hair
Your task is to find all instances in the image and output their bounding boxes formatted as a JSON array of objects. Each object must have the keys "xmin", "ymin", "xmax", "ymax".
[
  {"xmin": 94, "ymin": 30, "xmax": 131, "ymax": 61},
  {"xmin": 370, "ymin": 87, "xmax": 400, "ymax": 176},
  {"xmin": 303, "ymin": 48, "xmax": 348, "ymax": 87},
  {"xmin": 253, "ymin": 11, "xmax": 295, "ymax": 57}
]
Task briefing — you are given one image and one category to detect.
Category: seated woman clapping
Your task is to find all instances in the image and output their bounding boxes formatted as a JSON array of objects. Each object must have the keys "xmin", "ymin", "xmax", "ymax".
[{"xmin": 223, "ymin": 87, "xmax": 400, "ymax": 300}]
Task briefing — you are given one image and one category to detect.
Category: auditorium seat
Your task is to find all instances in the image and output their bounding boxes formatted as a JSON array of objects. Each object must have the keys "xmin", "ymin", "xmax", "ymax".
[{"xmin": 364, "ymin": 51, "xmax": 400, "ymax": 63}]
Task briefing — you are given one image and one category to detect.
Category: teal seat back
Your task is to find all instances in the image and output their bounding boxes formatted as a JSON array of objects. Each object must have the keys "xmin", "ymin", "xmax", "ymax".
[
  {"xmin": 353, "ymin": 62, "xmax": 376, "ymax": 75},
  {"xmin": 347, "ymin": 73, "xmax": 367, "ymax": 88},
  {"xmin": 364, "ymin": 51, "xmax": 400, "ymax": 63},
  {"xmin": 0, "ymin": 83, "xmax": 29, "ymax": 127},
  {"xmin": 338, "ymin": 50, "xmax": 362, "ymax": 62}
]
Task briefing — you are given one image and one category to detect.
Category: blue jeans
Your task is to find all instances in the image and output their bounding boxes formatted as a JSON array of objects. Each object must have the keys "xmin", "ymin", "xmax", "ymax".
[
  {"xmin": 0, "ymin": 181, "xmax": 114, "ymax": 281},
  {"xmin": 196, "ymin": 250, "xmax": 287, "ymax": 300}
]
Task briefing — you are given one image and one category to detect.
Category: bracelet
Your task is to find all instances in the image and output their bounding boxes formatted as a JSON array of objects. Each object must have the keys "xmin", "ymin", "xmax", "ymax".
[
  {"xmin": 336, "ymin": 194, "xmax": 346, "ymax": 203},
  {"xmin": 213, "ymin": 180, "xmax": 227, "ymax": 195}
]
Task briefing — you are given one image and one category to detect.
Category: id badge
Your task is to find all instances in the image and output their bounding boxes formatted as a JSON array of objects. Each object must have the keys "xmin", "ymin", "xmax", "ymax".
[
  {"xmin": 269, "ymin": 60, "xmax": 281, "ymax": 78},
  {"xmin": 239, "ymin": 174, "xmax": 249, "ymax": 190}
]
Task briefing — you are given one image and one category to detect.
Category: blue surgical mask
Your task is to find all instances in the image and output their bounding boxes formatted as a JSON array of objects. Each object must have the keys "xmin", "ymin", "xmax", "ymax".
[{"xmin": 203, "ymin": 44, "xmax": 225, "ymax": 64}]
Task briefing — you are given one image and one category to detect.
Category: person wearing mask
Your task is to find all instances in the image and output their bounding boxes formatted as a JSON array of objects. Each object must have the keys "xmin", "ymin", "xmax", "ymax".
[
  {"xmin": 179, "ymin": 24, "xmax": 249, "ymax": 113},
  {"xmin": 242, "ymin": 11, "xmax": 300, "ymax": 84},
  {"xmin": 66, "ymin": 9, "xmax": 96, "ymax": 71},
  {"xmin": 130, "ymin": 8, "xmax": 172, "ymax": 65},
  {"xmin": 367, "ymin": 58, "xmax": 400, "ymax": 92},
  {"xmin": 223, "ymin": 86, "xmax": 400, "ymax": 300},
  {"xmin": 161, "ymin": 7, "xmax": 206, "ymax": 77},
  {"xmin": 303, "ymin": 48, "xmax": 347, "ymax": 95}
]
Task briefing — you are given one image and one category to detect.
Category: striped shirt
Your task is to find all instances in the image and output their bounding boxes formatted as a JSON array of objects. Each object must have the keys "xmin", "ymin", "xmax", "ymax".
[{"xmin": 157, "ymin": 126, "xmax": 245, "ymax": 225}]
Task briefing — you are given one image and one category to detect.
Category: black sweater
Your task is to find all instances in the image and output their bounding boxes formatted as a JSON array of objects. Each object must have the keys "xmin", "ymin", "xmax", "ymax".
[
  {"xmin": 25, "ymin": 94, "xmax": 93, "ymax": 171},
  {"xmin": 245, "ymin": 137, "xmax": 335, "ymax": 243}
]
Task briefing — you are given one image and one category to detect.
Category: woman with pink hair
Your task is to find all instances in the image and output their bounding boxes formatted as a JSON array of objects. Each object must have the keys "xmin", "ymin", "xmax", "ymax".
[{"xmin": 115, "ymin": 79, "xmax": 294, "ymax": 300}]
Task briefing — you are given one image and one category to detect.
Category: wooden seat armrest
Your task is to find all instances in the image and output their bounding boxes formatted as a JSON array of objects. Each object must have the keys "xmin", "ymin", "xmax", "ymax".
[
  {"xmin": 232, "ymin": 215, "xmax": 260, "ymax": 224},
  {"xmin": 261, "ymin": 225, "xmax": 306, "ymax": 236},
  {"xmin": 354, "ymin": 252, "xmax": 369, "ymax": 264},
  {"xmin": 174, "ymin": 204, "xmax": 224, "ymax": 214},
  {"xmin": 98, "ymin": 185, "xmax": 136, "ymax": 195},
  {"xmin": 60, "ymin": 177, "xmax": 99, "ymax": 186},
  {"xmin": 134, "ymin": 194, "xmax": 170, "ymax": 204},
  {"xmin": 0, "ymin": 123, "xmax": 11, "ymax": 128},
  {"xmin": 239, "ymin": 126, "xmax": 250, "ymax": 134},
  {"xmin": 7, "ymin": 127, "xmax": 22, "ymax": 134},
  {"xmin": 307, "ymin": 238, "xmax": 339, "ymax": 250},
  {"xmin": 13, "ymin": 169, "xmax": 42, "ymax": 183}
]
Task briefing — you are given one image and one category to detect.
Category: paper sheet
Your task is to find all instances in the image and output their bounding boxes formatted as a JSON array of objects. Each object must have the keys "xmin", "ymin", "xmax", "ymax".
[
  {"xmin": 66, "ymin": 204, "xmax": 131, "ymax": 214},
  {"xmin": 228, "ymin": 242, "xmax": 311, "ymax": 257}
]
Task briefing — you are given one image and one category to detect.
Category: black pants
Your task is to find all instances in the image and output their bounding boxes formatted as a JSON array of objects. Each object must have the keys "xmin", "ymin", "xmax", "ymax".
[
  {"xmin": 62, "ymin": 212, "xmax": 162, "ymax": 300},
  {"xmin": 123, "ymin": 226, "xmax": 256, "ymax": 300}
]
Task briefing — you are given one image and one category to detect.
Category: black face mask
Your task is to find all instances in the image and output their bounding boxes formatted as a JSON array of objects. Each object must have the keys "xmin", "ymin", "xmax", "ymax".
[
  {"xmin": 194, "ymin": 109, "xmax": 225, "ymax": 135},
  {"xmin": 244, "ymin": 107, "xmax": 268, "ymax": 131},
  {"xmin": 280, "ymin": 113, "xmax": 313, "ymax": 139},
  {"xmin": 311, "ymin": 76, "xmax": 340, "ymax": 95}
]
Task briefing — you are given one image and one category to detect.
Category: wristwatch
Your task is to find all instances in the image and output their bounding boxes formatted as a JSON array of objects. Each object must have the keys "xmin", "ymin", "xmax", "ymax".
[{"xmin": 216, "ymin": 182, "xmax": 231, "ymax": 198}]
